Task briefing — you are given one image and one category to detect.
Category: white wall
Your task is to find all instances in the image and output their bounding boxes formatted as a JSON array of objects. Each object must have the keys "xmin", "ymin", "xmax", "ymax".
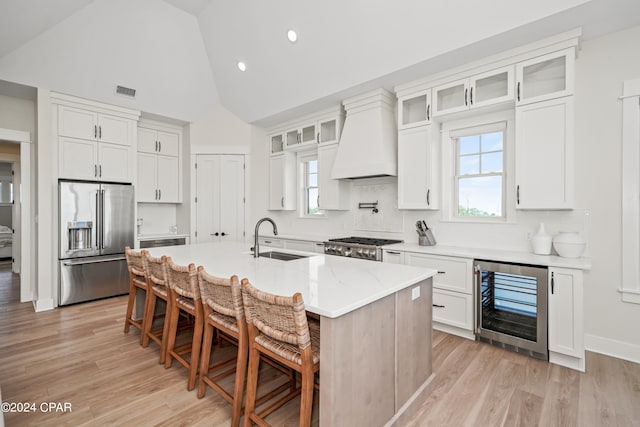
[
  {"xmin": 0, "ymin": 94, "xmax": 35, "ymax": 136},
  {"xmin": 249, "ymin": 25, "xmax": 640, "ymax": 360},
  {"xmin": 574, "ymin": 25, "xmax": 640, "ymax": 356},
  {"xmin": 0, "ymin": 0, "xmax": 217, "ymax": 122}
]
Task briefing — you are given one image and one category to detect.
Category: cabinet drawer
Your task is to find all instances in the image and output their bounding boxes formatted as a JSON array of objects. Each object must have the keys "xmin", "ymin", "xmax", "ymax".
[
  {"xmin": 258, "ymin": 237, "xmax": 283, "ymax": 248},
  {"xmin": 432, "ymin": 289, "xmax": 473, "ymax": 331},
  {"xmin": 405, "ymin": 253, "xmax": 473, "ymax": 294}
]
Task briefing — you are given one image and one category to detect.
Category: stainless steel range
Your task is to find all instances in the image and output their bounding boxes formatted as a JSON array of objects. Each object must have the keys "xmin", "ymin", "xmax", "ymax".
[{"xmin": 324, "ymin": 237, "xmax": 403, "ymax": 261}]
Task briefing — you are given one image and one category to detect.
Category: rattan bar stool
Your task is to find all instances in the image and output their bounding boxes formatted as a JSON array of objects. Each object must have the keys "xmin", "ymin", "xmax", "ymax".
[
  {"xmin": 164, "ymin": 258, "xmax": 203, "ymax": 391},
  {"xmin": 123, "ymin": 246, "xmax": 149, "ymax": 344},
  {"xmin": 241, "ymin": 279, "xmax": 320, "ymax": 427},
  {"xmin": 141, "ymin": 252, "xmax": 172, "ymax": 364}
]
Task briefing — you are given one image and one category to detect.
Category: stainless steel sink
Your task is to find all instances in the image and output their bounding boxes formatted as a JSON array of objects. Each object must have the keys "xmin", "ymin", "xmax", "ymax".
[{"xmin": 258, "ymin": 251, "xmax": 310, "ymax": 261}]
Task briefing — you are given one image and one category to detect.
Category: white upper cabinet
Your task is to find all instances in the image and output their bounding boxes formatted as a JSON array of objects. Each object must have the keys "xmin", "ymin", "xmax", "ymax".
[
  {"xmin": 317, "ymin": 114, "xmax": 343, "ymax": 145},
  {"xmin": 136, "ymin": 122, "xmax": 182, "ymax": 203},
  {"xmin": 515, "ymin": 96, "xmax": 574, "ymax": 209},
  {"xmin": 270, "ymin": 132, "xmax": 285, "ymax": 155},
  {"xmin": 58, "ymin": 105, "xmax": 134, "ymax": 146},
  {"xmin": 516, "ymin": 48, "xmax": 575, "ymax": 106},
  {"xmin": 397, "ymin": 125, "xmax": 439, "ymax": 210},
  {"xmin": 55, "ymin": 96, "xmax": 139, "ymax": 183},
  {"xmin": 286, "ymin": 123, "xmax": 316, "ymax": 149},
  {"xmin": 138, "ymin": 127, "xmax": 179, "ymax": 156},
  {"xmin": 269, "ymin": 152, "xmax": 296, "ymax": 210},
  {"xmin": 398, "ymin": 89, "xmax": 432, "ymax": 130},
  {"xmin": 318, "ymin": 144, "xmax": 350, "ymax": 210},
  {"xmin": 433, "ymin": 65, "xmax": 514, "ymax": 117}
]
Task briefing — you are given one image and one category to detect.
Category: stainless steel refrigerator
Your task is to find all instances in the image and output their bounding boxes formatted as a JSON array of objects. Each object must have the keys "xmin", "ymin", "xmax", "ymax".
[{"xmin": 59, "ymin": 180, "xmax": 134, "ymax": 305}]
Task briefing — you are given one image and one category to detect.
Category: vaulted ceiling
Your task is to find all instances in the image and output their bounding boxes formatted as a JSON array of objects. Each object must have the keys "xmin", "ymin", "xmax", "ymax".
[{"xmin": 1, "ymin": 0, "xmax": 639, "ymax": 126}]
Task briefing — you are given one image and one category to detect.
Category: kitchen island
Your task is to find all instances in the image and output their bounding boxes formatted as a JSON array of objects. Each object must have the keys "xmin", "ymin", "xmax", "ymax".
[{"xmin": 147, "ymin": 241, "xmax": 436, "ymax": 427}]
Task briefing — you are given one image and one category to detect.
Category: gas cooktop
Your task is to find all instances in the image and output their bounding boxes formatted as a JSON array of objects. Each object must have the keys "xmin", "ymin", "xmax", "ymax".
[{"xmin": 326, "ymin": 237, "xmax": 403, "ymax": 246}]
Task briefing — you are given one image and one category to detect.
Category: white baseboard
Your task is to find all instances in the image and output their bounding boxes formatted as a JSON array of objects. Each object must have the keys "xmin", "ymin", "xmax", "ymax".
[{"xmin": 585, "ymin": 334, "xmax": 640, "ymax": 364}]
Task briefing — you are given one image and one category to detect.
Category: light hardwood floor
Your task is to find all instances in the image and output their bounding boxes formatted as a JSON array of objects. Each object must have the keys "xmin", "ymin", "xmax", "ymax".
[{"xmin": 1, "ymin": 268, "xmax": 639, "ymax": 426}]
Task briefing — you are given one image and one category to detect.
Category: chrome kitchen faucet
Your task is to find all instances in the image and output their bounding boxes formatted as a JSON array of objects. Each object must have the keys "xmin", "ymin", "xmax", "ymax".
[{"xmin": 253, "ymin": 217, "xmax": 278, "ymax": 258}]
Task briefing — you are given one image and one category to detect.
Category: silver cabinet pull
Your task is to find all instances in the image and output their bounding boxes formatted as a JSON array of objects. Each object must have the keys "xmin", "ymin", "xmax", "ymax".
[
  {"xmin": 517, "ymin": 82, "xmax": 521, "ymax": 102},
  {"xmin": 426, "ymin": 189, "xmax": 430, "ymax": 206},
  {"xmin": 464, "ymin": 88, "xmax": 468, "ymax": 106},
  {"xmin": 94, "ymin": 125, "xmax": 97, "ymax": 139},
  {"xmin": 517, "ymin": 185, "xmax": 520, "ymax": 205},
  {"xmin": 94, "ymin": 164, "xmax": 97, "ymax": 177},
  {"xmin": 386, "ymin": 251, "xmax": 401, "ymax": 255},
  {"xmin": 159, "ymin": 141, "xmax": 161, "ymax": 152},
  {"xmin": 433, "ymin": 304, "xmax": 445, "ymax": 308},
  {"xmin": 317, "ymin": 132, "xmax": 320, "ymax": 143},
  {"xmin": 281, "ymin": 197, "xmax": 284, "ymax": 208},
  {"xmin": 158, "ymin": 189, "xmax": 161, "ymax": 200},
  {"xmin": 99, "ymin": 165, "xmax": 102, "ymax": 178},
  {"xmin": 437, "ymin": 271, "xmax": 446, "ymax": 274},
  {"xmin": 551, "ymin": 272, "xmax": 555, "ymax": 294},
  {"xmin": 470, "ymin": 87, "xmax": 474, "ymax": 105},
  {"xmin": 99, "ymin": 125, "xmax": 102, "ymax": 139},
  {"xmin": 427, "ymin": 104, "xmax": 430, "ymax": 121}
]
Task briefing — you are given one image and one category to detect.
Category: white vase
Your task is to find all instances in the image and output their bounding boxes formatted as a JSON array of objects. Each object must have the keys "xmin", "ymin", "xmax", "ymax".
[{"xmin": 531, "ymin": 223, "xmax": 552, "ymax": 255}]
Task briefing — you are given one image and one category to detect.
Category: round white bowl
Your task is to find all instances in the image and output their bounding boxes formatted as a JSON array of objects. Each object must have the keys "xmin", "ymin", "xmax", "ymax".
[{"xmin": 552, "ymin": 232, "xmax": 586, "ymax": 258}]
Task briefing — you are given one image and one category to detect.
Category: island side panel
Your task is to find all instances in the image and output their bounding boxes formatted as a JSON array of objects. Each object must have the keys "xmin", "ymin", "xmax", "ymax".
[
  {"xmin": 395, "ymin": 278, "xmax": 433, "ymax": 409},
  {"xmin": 319, "ymin": 293, "xmax": 396, "ymax": 427}
]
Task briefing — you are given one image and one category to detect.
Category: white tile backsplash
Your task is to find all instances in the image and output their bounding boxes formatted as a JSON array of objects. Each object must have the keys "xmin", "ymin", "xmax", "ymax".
[{"xmin": 137, "ymin": 204, "xmax": 178, "ymax": 236}]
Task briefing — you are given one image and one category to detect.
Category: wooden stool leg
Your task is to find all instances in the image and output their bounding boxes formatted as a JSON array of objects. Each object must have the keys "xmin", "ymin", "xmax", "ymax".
[
  {"xmin": 159, "ymin": 297, "xmax": 172, "ymax": 364},
  {"xmin": 243, "ymin": 346, "xmax": 261, "ymax": 427},
  {"xmin": 231, "ymin": 333, "xmax": 249, "ymax": 427},
  {"xmin": 124, "ymin": 282, "xmax": 136, "ymax": 334},
  {"xmin": 187, "ymin": 314, "xmax": 204, "ymax": 391},
  {"xmin": 141, "ymin": 291, "xmax": 156, "ymax": 348},
  {"xmin": 197, "ymin": 322, "xmax": 215, "ymax": 399},
  {"xmin": 299, "ymin": 365, "xmax": 315, "ymax": 427},
  {"xmin": 164, "ymin": 296, "xmax": 180, "ymax": 369}
]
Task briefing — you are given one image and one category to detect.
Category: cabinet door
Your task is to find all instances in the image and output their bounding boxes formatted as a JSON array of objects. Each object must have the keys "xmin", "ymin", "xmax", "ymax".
[
  {"xmin": 270, "ymin": 133, "xmax": 285, "ymax": 154},
  {"xmin": 470, "ymin": 66, "xmax": 514, "ymax": 109},
  {"xmin": 300, "ymin": 123, "xmax": 316, "ymax": 144},
  {"xmin": 405, "ymin": 252, "xmax": 473, "ymax": 294},
  {"xmin": 285, "ymin": 129, "xmax": 300, "ymax": 148},
  {"xmin": 548, "ymin": 268, "xmax": 583, "ymax": 358},
  {"xmin": 269, "ymin": 153, "xmax": 295, "ymax": 210},
  {"xmin": 59, "ymin": 137, "xmax": 98, "ymax": 180},
  {"xmin": 137, "ymin": 153, "xmax": 158, "ymax": 202},
  {"xmin": 318, "ymin": 116, "xmax": 341, "ymax": 144},
  {"xmin": 318, "ymin": 144, "xmax": 350, "ymax": 210},
  {"xmin": 516, "ymin": 48, "xmax": 575, "ymax": 105},
  {"xmin": 156, "ymin": 155, "xmax": 180, "ymax": 202},
  {"xmin": 382, "ymin": 250, "xmax": 404, "ymax": 264},
  {"xmin": 398, "ymin": 126, "xmax": 439, "ymax": 209},
  {"xmin": 398, "ymin": 90, "xmax": 431, "ymax": 129},
  {"xmin": 97, "ymin": 113, "xmax": 132, "ymax": 146},
  {"xmin": 157, "ymin": 130, "xmax": 179, "ymax": 157},
  {"xmin": 515, "ymin": 96, "xmax": 574, "ymax": 209},
  {"xmin": 138, "ymin": 128, "xmax": 158, "ymax": 154},
  {"xmin": 99, "ymin": 142, "xmax": 132, "ymax": 183},
  {"xmin": 433, "ymin": 79, "xmax": 470, "ymax": 116},
  {"xmin": 432, "ymin": 288, "xmax": 474, "ymax": 330},
  {"xmin": 58, "ymin": 106, "xmax": 98, "ymax": 140}
]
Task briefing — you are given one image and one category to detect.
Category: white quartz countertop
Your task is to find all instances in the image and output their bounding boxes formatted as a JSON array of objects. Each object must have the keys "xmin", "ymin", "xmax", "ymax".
[
  {"xmin": 382, "ymin": 243, "xmax": 592, "ymax": 270},
  {"xmin": 146, "ymin": 241, "xmax": 436, "ymax": 318}
]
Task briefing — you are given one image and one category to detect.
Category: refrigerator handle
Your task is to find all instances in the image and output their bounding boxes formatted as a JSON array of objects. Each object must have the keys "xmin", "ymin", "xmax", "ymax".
[
  {"xmin": 95, "ymin": 191, "xmax": 101, "ymax": 250},
  {"xmin": 101, "ymin": 189, "xmax": 105, "ymax": 250}
]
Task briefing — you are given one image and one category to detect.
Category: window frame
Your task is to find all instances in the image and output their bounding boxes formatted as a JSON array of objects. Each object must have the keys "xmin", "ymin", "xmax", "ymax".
[
  {"xmin": 441, "ymin": 110, "xmax": 516, "ymax": 223},
  {"xmin": 297, "ymin": 150, "xmax": 325, "ymax": 218}
]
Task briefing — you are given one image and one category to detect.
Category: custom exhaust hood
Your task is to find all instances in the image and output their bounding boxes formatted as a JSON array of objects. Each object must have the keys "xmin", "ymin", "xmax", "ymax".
[{"xmin": 331, "ymin": 89, "xmax": 398, "ymax": 179}]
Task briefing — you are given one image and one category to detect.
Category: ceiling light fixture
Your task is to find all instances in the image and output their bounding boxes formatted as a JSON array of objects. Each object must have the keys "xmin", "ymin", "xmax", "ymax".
[
  {"xmin": 237, "ymin": 61, "xmax": 247, "ymax": 72},
  {"xmin": 287, "ymin": 29, "xmax": 297, "ymax": 43}
]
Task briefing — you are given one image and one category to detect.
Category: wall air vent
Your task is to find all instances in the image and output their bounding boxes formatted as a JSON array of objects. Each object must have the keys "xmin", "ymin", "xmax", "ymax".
[{"xmin": 115, "ymin": 85, "xmax": 136, "ymax": 98}]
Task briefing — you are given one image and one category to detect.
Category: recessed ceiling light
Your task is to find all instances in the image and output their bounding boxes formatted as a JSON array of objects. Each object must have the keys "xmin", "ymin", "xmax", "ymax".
[
  {"xmin": 287, "ymin": 29, "xmax": 297, "ymax": 43},
  {"xmin": 237, "ymin": 61, "xmax": 247, "ymax": 72}
]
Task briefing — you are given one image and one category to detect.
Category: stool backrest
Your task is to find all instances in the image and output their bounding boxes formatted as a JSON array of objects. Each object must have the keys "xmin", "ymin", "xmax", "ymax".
[
  {"xmin": 142, "ymin": 252, "xmax": 168, "ymax": 287},
  {"xmin": 198, "ymin": 267, "xmax": 242, "ymax": 321},
  {"xmin": 241, "ymin": 279, "xmax": 310, "ymax": 351},
  {"xmin": 125, "ymin": 246, "xmax": 147, "ymax": 283},
  {"xmin": 165, "ymin": 257, "xmax": 199, "ymax": 301}
]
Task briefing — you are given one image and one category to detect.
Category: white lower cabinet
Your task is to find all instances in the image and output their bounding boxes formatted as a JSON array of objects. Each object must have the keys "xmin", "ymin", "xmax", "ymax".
[
  {"xmin": 432, "ymin": 289, "xmax": 473, "ymax": 331},
  {"xmin": 548, "ymin": 267, "xmax": 584, "ymax": 370},
  {"xmin": 402, "ymin": 251, "xmax": 475, "ymax": 338}
]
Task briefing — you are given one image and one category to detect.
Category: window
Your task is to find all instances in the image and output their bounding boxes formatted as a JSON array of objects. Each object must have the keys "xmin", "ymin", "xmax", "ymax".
[
  {"xmin": 441, "ymin": 112, "xmax": 514, "ymax": 223},
  {"xmin": 456, "ymin": 130, "xmax": 504, "ymax": 218},
  {"xmin": 299, "ymin": 152, "xmax": 324, "ymax": 217}
]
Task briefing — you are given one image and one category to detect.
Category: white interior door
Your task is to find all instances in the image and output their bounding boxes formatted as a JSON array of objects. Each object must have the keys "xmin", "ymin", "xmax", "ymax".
[{"xmin": 195, "ymin": 155, "xmax": 245, "ymax": 243}]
